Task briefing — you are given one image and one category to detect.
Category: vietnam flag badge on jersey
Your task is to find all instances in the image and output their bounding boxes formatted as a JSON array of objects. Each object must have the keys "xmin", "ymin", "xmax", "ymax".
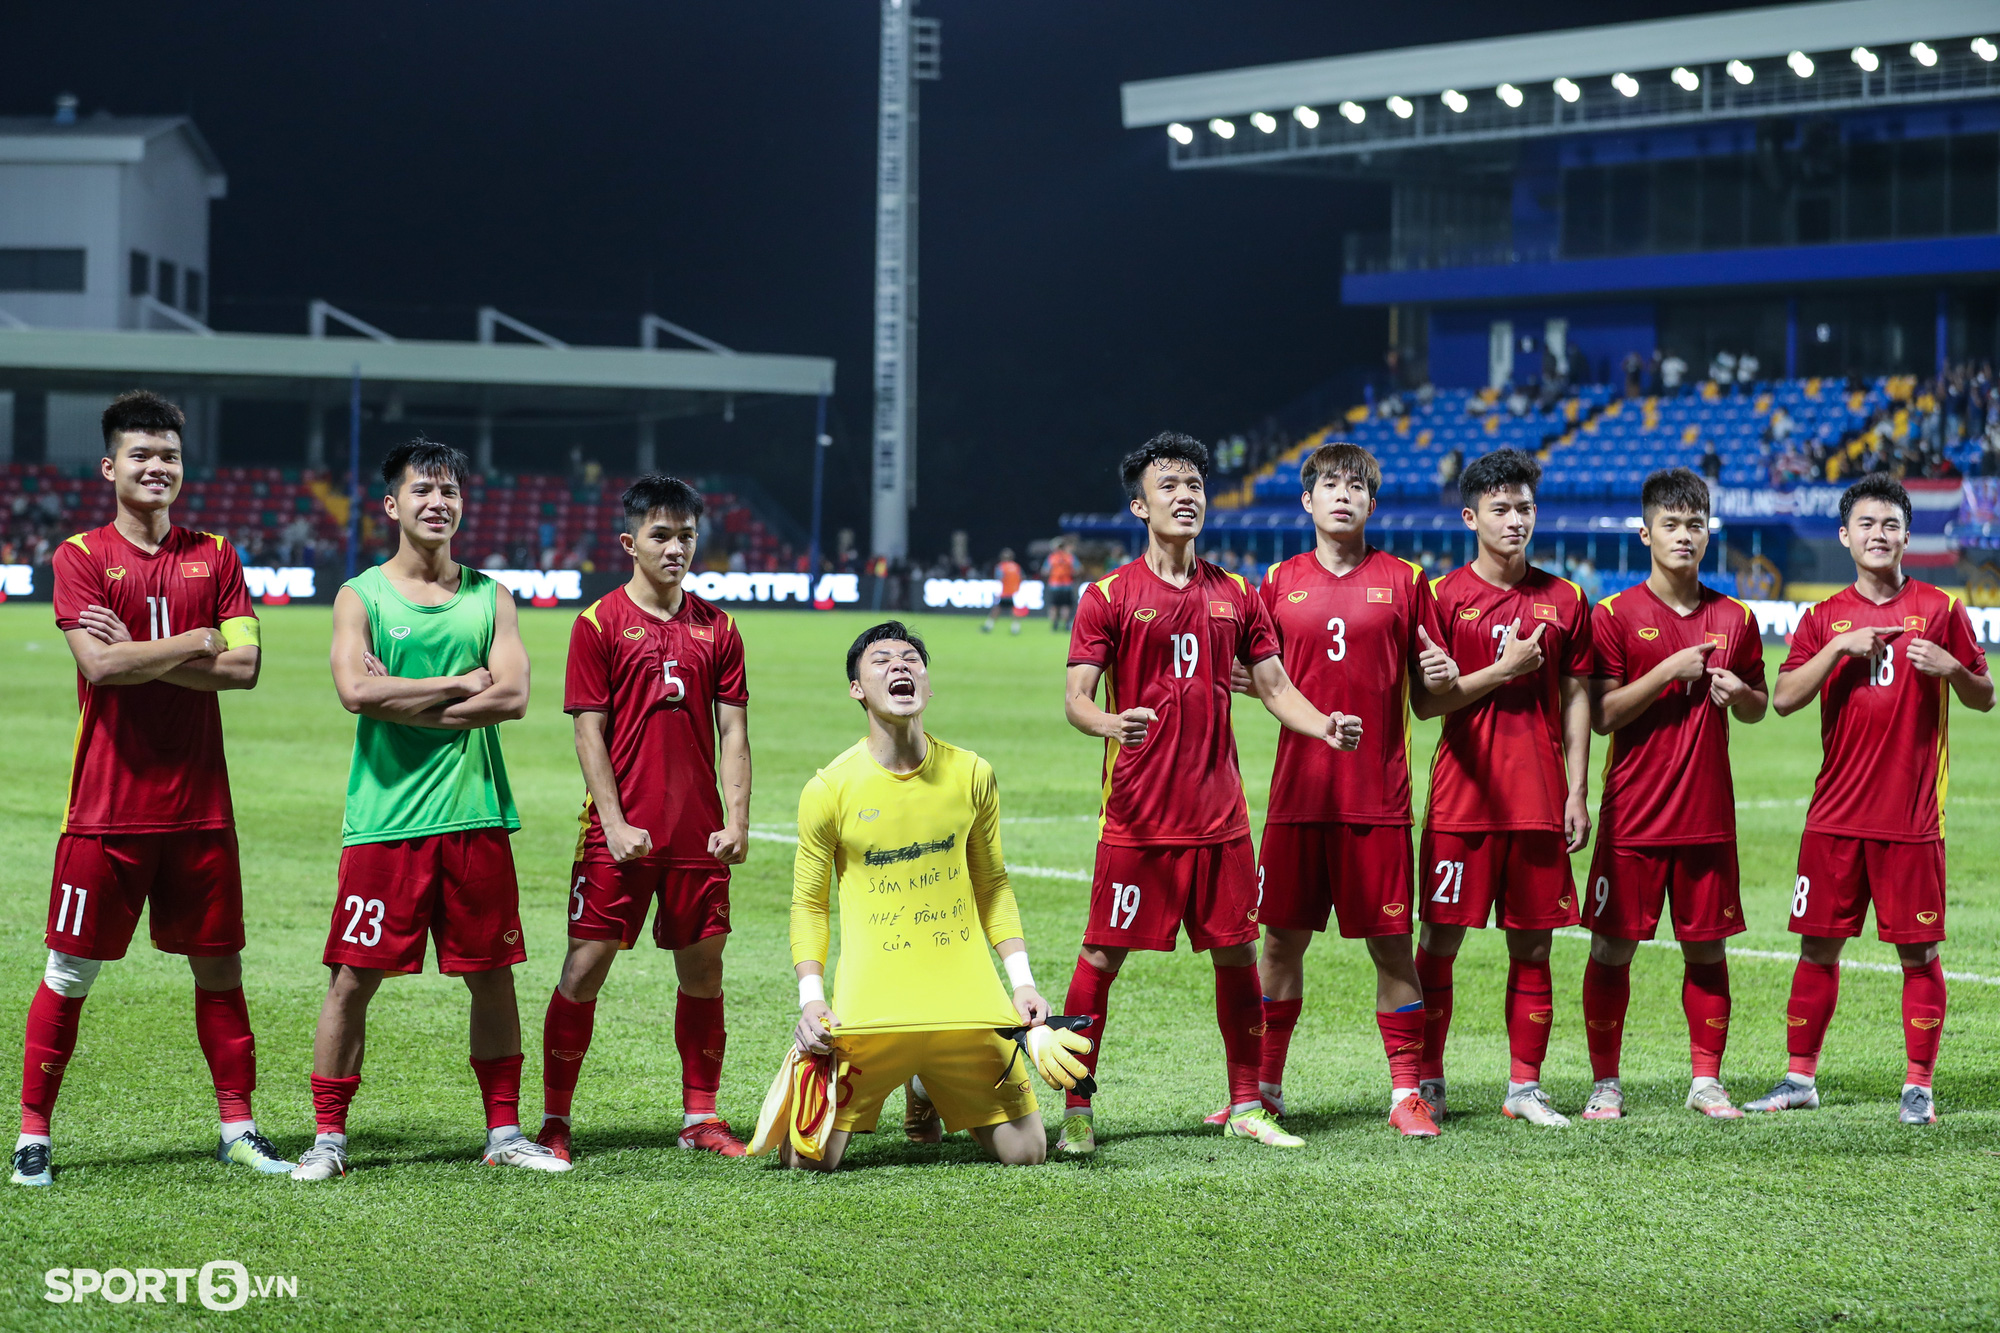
[
  {"xmin": 1209, "ymin": 600, "xmax": 1236, "ymax": 619},
  {"xmin": 180, "ymin": 561, "xmax": 211, "ymax": 578},
  {"xmin": 1705, "ymin": 631, "xmax": 1728, "ymax": 652},
  {"xmin": 1533, "ymin": 602, "xmax": 1558, "ymax": 622},
  {"xmin": 1905, "ymin": 614, "xmax": 1928, "ymax": 633},
  {"xmin": 1367, "ymin": 587, "xmax": 1392, "ymax": 604}
]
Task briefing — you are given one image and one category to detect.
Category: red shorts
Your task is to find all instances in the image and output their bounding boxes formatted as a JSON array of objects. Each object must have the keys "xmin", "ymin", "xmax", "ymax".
[
  {"xmin": 1583, "ymin": 841, "xmax": 1744, "ymax": 942},
  {"xmin": 46, "ymin": 830, "xmax": 244, "ymax": 960},
  {"xmin": 567, "ymin": 859, "xmax": 731, "ymax": 951},
  {"xmin": 325, "ymin": 828, "xmax": 527, "ymax": 975},
  {"xmin": 1083, "ymin": 837, "xmax": 1260, "ymax": 953},
  {"xmin": 1791, "ymin": 832, "xmax": 1946, "ymax": 943},
  {"xmin": 1417, "ymin": 828, "xmax": 1579, "ymax": 930},
  {"xmin": 1256, "ymin": 821, "xmax": 1414, "ymax": 938}
]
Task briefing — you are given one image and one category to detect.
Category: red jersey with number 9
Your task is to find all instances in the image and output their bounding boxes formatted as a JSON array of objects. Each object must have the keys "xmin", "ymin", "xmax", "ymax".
[
  {"xmin": 1424, "ymin": 563, "xmax": 1592, "ymax": 833},
  {"xmin": 1781, "ymin": 579, "xmax": 1986, "ymax": 842},
  {"xmin": 1068, "ymin": 558, "xmax": 1281, "ymax": 847},
  {"xmin": 564, "ymin": 585, "xmax": 748, "ymax": 866}
]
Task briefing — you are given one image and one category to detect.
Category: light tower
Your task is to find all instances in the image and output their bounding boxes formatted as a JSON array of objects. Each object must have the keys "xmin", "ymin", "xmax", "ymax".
[{"xmin": 869, "ymin": 0, "xmax": 940, "ymax": 560}]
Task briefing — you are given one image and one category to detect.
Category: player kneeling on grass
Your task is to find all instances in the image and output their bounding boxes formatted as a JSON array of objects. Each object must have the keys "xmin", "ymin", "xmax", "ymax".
[
  {"xmin": 769, "ymin": 622, "xmax": 1088, "ymax": 1170},
  {"xmin": 536, "ymin": 476, "xmax": 751, "ymax": 1163},
  {"xmin": 1581, "ymin": 468, "xmax": 1767, "ymax": 1122},
  {"xmin": 14, "ymin": 390, "xmax": 286, "ymax": 1188},
  {"xmin": 296, "ymin": 439, "xmax": 565, "ymax": 1180},
  {"xmin": 1746, "ymin": 474, "xmax": 1991, "ymax": 1125}
]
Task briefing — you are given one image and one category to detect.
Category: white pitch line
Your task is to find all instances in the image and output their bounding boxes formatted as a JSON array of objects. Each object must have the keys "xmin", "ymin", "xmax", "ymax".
[{"xmin": 1552, "ymin": 928, "xmax": 2000, "ymax": 986}]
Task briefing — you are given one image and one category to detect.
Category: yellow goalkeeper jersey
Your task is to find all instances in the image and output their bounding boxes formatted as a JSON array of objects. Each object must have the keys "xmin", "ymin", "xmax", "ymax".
[{"xmin": 791, "ymin": 735, "xmax": 1024, "ymax": 1035}]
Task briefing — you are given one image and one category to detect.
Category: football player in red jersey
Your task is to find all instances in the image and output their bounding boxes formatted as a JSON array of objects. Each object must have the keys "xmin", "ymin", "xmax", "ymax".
[
  {"xmin": 1058, "ymin": 432, "xmax": 1360, "ymax": 1155},
  {"xmin": 536, "ymin": 476, "xmax": 752, "ymax": 1163},
  {"xmin": 1235, "ymin": 442, "xmax": 1458, "ymax": 1138},
  {"xmin": 1580, "ymin": 468, "xmax": 1768, "ymax": 1122},
  {"xmin": 1416, "ymin": 448, "xmax": 1593, "ymax": 1129},
  {"xmin": 12, "ymin": 391, "xmax": 289, "ymax": 1190},
  {"xmin": 1746, "ymin": 474, "xmax": 1991, "ymax": 1124}
]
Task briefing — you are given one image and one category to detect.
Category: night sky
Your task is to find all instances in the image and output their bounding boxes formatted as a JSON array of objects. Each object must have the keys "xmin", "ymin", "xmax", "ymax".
[{"xmin": 5, "ymin": 1, "xmax": 1775, "ymax": 559}]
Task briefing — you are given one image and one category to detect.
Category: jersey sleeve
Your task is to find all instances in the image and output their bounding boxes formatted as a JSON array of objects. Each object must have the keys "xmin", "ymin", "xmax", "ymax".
[
  {"xmin": 1731, "ymin": 602, "xmax": 1768, "ymax": 691},
  {"xmin": 1237, "ymin": 582, "xmax": 1282, "ymax": 666},
  {"xmin": 1561, "ymin": 589, "xmax": 1594, "ymax": 678},
  {"xmin": 1941, "ymin": 598, "xmax": 1990, "ymax": 678},
  {"xmin": 713, "ymin": 613, "xmax": 749, "ymax": 706},
  {"xmin": 1593, "ymin": 598, "xmax": 1628, "ymax": 680},
  {"xmin": 563, "ymin": 606, "xmax": 613, "ymax": 714},
  {"xmin": 1782, "ymin": 603, "xmax": 1826, "ymax": 673},
  {"xmin": 788, "ymin": 773, "xmax": 839, "ymax": 969},
  {"xmin": 213, "ymin": 541, "xmax": 260, "ymax": 647},
  {"xmin": 51, "ymin": 538, "xmax": 102, "ymax": 631},
  {"xmin": 1067, "ymin": 579, "xmax": 1118, "ymax": 668},
  {"xmin": 965, "ymin": 757, "xmax": 1024, "ymax": 949}
]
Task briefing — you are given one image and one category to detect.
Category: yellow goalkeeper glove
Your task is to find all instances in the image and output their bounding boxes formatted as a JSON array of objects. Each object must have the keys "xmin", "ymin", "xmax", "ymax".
[{"xmin": 1024, "ymin": 1024, "xmax": 1093, "ymax": 1092}]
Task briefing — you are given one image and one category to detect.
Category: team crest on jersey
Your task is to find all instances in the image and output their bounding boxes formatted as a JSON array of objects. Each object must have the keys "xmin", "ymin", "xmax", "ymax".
[
  {"xmin": 1705, "ymin": 631, "xmax": 1729, "ymax": 652},
  {"xmin": 1133, "ymin": 608, "xmax": 1158, "ymax": 622},
  {"xmin": 1287, "ymin": 590, "xmax": 1309, "ymax": 603},
  {"xmin": 1904, "ymin": 615, "xmax": 1928, "ymax": 633},
  {"xmin": 1637, "ymin": 627, "xmax": 1660, "ymax": 640},
  {"xmin": 1208, "ymin": 600, "xmax": 1236, "ymax": 619},
  {"xmin": 389, "ymin": 626, "xmax": 412, "ymax": 640},
  {"xmin": 1367, "ymin": 587, "xmax": 1392, "ymax": 603},
  {"xmin": 1458, "ymin": 607, "xmax": 1481, "ymax": 620},
  {"xmin": 1831, "ymin": 619, "xmax": 1853, "ymax": 632},
  {"xmin": 180, "ymin": 561, "xmax": 210, "ymax": 578},
  {"xmin": 1533, "ymin": 603, "xmax": 1558, "ymax": 622},
  {"xmin": 858, "ymin": 808, "xmax": 880, "ymax": 822},
  {"xmin": 105, "ymin": 566, "xmax": 126, "ymax": 580},
  {"xmin": 690, "ymin": 625, "xmax": 715, "ymax": 641},
  {"xmin": 623, "ymin": 626, "xmax": 646, "ymax": 640}
]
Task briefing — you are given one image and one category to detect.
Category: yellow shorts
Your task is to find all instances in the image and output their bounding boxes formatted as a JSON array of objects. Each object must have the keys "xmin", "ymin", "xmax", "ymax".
[{"xmin": 830, "ymin": 1028, "xmax": 1039, "ymax": 1134}]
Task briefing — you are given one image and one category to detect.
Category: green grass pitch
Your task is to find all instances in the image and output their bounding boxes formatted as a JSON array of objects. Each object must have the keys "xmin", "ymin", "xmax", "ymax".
[{"xmin": 1, "ymin": 601, "xmax": 1997, "ymax": 1330}]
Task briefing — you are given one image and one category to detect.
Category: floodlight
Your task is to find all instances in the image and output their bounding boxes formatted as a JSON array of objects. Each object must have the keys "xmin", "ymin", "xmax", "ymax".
[
  {"xmin": 1250, "ymin": 111, "xmax": 1277, "ymax": 133},
  {"xmin": 1552, "ymin": 78, "xmax": 1579, "ymax": 102},
  {"xmin": 1167, "ymin": 122, "xmax": 1193, "ymax": 145},
  {"xmin": 1294, "ymin": 105, "xmax": 1320, "ymax": 129},
  {"xmin": 1787, "ymin": 51, "xmax": 1815, "ymax": 77},
  {"xmin": 1339, "ymin": 101, "xmax": 1366, "ymax": 124},
  {"xmin": 1850, "ymin": 46, "xmax": 1879, "ymax": 72},
  {"xmin": 1497, "ymin": 83, "xmax": 1524, "ymax": 108},
  {"xmin": 1911, "ymin": 41, "xmax": 1937, "ymax": 66},
  {"xmin": 1671, "ymin": 67, "xmax": 1699, "ymax": 91},
  {"xmin": 1386, "ymin": 95, "xmax": 1413, "ymax": 119},
  {"xmin": 1442, "ymin": 89, "xmax": 1470, "ymax": 113},
  {"xmin": 1208, "ymin": 117, "xmax": 1235, "ymax": 139},
  {"xmin": 1974, "ymin": 37, "xmax": 1998, "ymax": 61},
  {"xmin": 1611, "ymin": 72, "xmax": 1640, "ymax": 97},
  {"xmin": 1726, "ymin": 59, "xmax": 1754, "ymax": 84}
]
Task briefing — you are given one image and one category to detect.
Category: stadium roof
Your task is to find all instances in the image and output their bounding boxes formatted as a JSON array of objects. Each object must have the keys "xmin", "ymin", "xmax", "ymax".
[
  {"xmin": 1121, "ymin": 0, "xmax": 1997, "ymax": 126},
  {"xmin": 0, "ymin": 116, "xmax": 227, "ymax": 196}
]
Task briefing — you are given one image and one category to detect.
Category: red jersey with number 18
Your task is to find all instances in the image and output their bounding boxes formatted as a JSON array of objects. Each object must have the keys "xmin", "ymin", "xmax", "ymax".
[
  {"xmin": 564, "ymin": 585, "xmax": 749, "ymax": 866},
  {"xmin": 1258, "ymin": 547, "xmax": 1444, "ymax": 826},
  {"xmin": 1424, "ymin": 564, "xmax": 1591, "ymax": 833},
  {"xmin": 1781, "ymin": 579, "xmax": 1985, "ymax": 842},
  {"xmin": 1068, "ymin": 558, "xmax": 1281, "ymax": 847}
]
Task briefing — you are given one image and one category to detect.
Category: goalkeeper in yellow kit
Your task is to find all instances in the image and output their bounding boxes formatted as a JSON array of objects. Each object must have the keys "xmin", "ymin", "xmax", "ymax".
[{"xmin": 780, "ymin": 621, "xmax": 1089, "ymax": 1170}]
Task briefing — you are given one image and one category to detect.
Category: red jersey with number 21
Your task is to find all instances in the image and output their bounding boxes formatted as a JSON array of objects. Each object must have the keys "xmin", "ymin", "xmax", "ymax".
[
  {"xmin": 1782, "ymin": 579, "xmax": 1985, "ymax": 843},
  {"xmin": 1068, "ymin": 558, "xmax": 1281, "ymax": 847},
  {"xmin": 1424, "ymin": 564, "xmax": 1591, "ymax": 833}
]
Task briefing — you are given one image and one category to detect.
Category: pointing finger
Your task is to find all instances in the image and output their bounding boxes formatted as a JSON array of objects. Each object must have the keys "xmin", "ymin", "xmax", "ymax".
[{"xmin": 1526, "ymin": 623, "xmax": 1547, "ymax": 645}]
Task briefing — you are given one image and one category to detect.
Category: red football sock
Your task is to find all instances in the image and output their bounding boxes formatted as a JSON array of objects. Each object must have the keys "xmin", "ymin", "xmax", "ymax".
[
  {"xmin": 1786, "ymin": 960, "xmax": 1840, "ymax": 1078},
  {"xmin": 1062, "ymin": 956, "xmax": 1115, "ymax": 1110},
  {"xmin": 1683, "ymin": 960, "xmax": 1731, "ymax": 1081},
  {"xmin": 675, "ymin": 990, "xmax": 726, "ymax": 1117},
  {"xmin": 1376, "ymin": 1008, "xmax": 1425, "ymax": 1091},
  {"xmin": 1214, "ymin": 964, "xmax": 1264, "ymax": 1108},
  {"xmin": 1901, "ymin": 958, "xmax": 1946, "ymax": 1087},
  {"xmin": 310, "ymin": 1074, "xmax": 361, "ymax": 1136},
  {"xmin": 193, "ymin": 985, "xmax": 257, "ymax": 1123},
  {"xmin": 541, "ymin": 989, "xmax": 596, "ymax": 1120},
  {"xmin": 20, "ymin": 984, "xmax": 85, "ymax": 1137},
  {"xmin": 471, "ymin": 1054, "xmax": 525, "ymax": 1131},
  {"xmin": 1258, "ymin": 996, "xmax": 1303, "ymax": 1090},
  {"xmin": 1505, "ymin": 958, "xmax": 1555, "ymax": 1083},
  {"xmin": 1413, "ymin": 947, "xmax": 1454, "ymax": 1082},
  {"xmin": 1581, "ymin": 958, "xmax": 1629, "ymax": 1082}
]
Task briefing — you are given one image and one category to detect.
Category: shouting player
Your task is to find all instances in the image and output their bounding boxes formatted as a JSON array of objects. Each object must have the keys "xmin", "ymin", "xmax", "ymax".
[
  {"xmin": 783, "ymin": 622, "xmax": 1083, "ymax": 1169},
  {"xmin": 13, "ymin": 390, "xmax": 287, "ymax": 1188},
  {"xmin": 1582, "ymin": 468, "xmax": 1767, "ymax": 1121},
  {"xmin": 1746, "ymin": 474, "xmax": 1991, "ymax": 1124},
  {"xmin": 1417, "ymin": 447, "xmax": 1593, "ymax": 1129},
  {"xmin": 538, "ymin": 476, "xmax": 751, "ymax": 1163},
  {"xmin": 295, "ymin": 439, "xmax": 565, "ymax": 1180},
  {"xmin": 1060, "ymin": 432, "xmax": 1358, "ymax": 1155},
  {"xmin": 1245, "ymin": 442, "xmax": 1457, "ymax": 1137}
]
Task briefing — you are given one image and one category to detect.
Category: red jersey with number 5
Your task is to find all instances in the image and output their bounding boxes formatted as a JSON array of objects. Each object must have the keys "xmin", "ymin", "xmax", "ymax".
[
  {"xmin": 1781, "ymin": 579, "xmax": 1985, "ymax": 842},
  {"xmin": 52, "ymin": 524, "xmax": 254, "ymax": 835},
  {"xmin": 1068, "ymin": 558, "xmax": 1280, "ymax": 847},
  {"xmin": 1258, "ymin": 547, "xmax": 1444, "ymax": 826},
  {"xmin": 564, "ymin": 585, "xmax": 748, "ymax": 865},
  {"xmin": 1424, "ymin": 564, "xmax": 1591, "ymax": 833},
  {"xmin": 1592, "ymin": 581, "xmax": 1764, "ymax": 845}
]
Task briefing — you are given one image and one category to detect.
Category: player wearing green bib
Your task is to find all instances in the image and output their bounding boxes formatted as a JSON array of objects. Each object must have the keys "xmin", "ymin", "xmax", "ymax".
[{"xmin": 294, "ymin": 439, "xmax": 565, "ymax": 1180}]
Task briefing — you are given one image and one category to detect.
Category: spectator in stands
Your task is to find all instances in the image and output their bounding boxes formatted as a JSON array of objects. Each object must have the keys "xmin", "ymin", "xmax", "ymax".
[
  {"xmin": 727, "ymin": 545, "xmax": 748, "ymax": 574},
  {"xmin": 1736, "ymin": 351, "xmax": 1760, "ymax": 387},
  {"xmin": 483, "ymin": 550, "xmax": 507, "ymax": 570},
  {"xmin": 1659, "ymin": 349, "xmax": 1688, "ymax": 395},
  {"xmin": 1622, "ymin": 352, "xmax": 1645, "ymax": 398},
  {"xmin": 1505, "ymin": 384, "xmax": 1531, "ymax": 417},
  {"xmin": 1438, "ymin": 446, "xmax": 1463, "ymax": 507},
  {"xmin": 279, "ymin": 514, "xmax": 314, "ymax": 566},
  {"xmin": 1766, "ymin": 406, "xmax": 1795, "ymax": 444},
  {"xmin": 1700, "ymin": 440, "xmax": 1723, "ymax": 482},
  {"xmin": 1568, "ymin": 554, "xmax": 1602, "ymax": 603},
  {"xmin": 1709, "ymin": 349, "xmax": 1736, "ymax": 388}
]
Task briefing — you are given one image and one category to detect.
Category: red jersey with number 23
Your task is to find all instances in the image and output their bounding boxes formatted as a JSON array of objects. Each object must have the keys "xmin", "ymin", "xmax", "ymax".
[
  {"xmin": 1593, "ymin": 581, "xmax": 1764, "ymax": 846},
  {"xmin": 52, "ymin": 524, "xmax": 255, "ymax": 835},
  {"xmin": 1258, "ymin": 547, "xmax": 1444, "ymax": 826},
  {"xmin": 1424, "ymin": 564, "xmax": 1591, "ymax": 833},
  {"xmin": 1782, "ymin": 579, "xmax": 1985, "ymax": 843},
  {"xmin": 1069, "ymin": 558, "xmax": 1280, "ymax": 847},
  {"xmin": 564, "ymin": 585, "xmax": 749, "ymax": 865}
]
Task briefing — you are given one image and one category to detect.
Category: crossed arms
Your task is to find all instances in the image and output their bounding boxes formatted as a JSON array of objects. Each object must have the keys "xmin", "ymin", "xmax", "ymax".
[{"xmin": 328, "ymin": 584, "xmax": 530, "ymax": 729}]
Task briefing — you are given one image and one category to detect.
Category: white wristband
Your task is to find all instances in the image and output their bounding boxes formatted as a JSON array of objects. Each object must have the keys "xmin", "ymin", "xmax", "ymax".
[
  {"xmin": 1003, "ymin": 950, "xmax": 1036, "ymax": 991},
  {"xmin": 798, "ymin": 973, "xmax": 826, "ymax": 1008}
]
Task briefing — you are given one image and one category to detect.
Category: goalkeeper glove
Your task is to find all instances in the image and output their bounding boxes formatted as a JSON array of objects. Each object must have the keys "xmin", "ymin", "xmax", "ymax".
[{"xmin": 1024, "ymin": 1024, "xmax": 1093, "ymax": 1092}]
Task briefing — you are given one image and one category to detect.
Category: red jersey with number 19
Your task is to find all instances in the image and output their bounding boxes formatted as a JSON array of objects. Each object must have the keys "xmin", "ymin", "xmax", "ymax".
[
  {"xmin": 1781, "ymin": 579, "xmax": 1985, "ymax": 842},
  {"xmin": 1424, "ymin": 564, "xmax": 1591, "ymax": 833},
  {"xmin": 564, "ymin": 586, "xmax": 749, "ymax": 866},
  {"xmin": 1068, "ymin": 558, "xmax": 1281, "ymax": 847},
  {"xmin": 1258, "ymin": 547, "xmax": 1443, "ymax": 826}
]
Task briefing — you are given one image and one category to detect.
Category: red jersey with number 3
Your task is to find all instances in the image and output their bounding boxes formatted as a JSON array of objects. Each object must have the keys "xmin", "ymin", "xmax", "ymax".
[
  {"xmin": 1593, "ymin": 581, "xmax": 1764, "ymax": 846},
  {"xmin": 52, "ymin": 524, "xmax": 254, "ymax": 835},
  {"xmin": 1424, "ymin": 564, "xmax": 1591, "ymax": 833},
  {"xmin": 564, "ymin": 585, "xmax": 748, "ymax": 866},
  {"xmin": 1258, "ymin": 547, "xmax": 1444, "ymax": 826},
  {"xmin": 1069, "ymin": 558, "xmax": 1280, "ymax": 847},
  {"xmin": 1781, "ymin": 579, "xmax": 1985, "ymax": 842}
]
